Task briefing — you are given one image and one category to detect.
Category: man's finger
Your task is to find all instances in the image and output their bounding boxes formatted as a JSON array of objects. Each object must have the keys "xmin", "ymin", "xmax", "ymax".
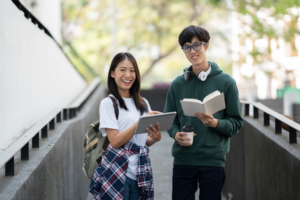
[
  {"xmin": 201, "ymin": 112, "xmax": 213, "ymax": 118},
  {"xmin": 179, "ymin": 132, "xmax": 187, "ymax": 137},
  {"xmin": 195, "ymin": 113, "xmax": 204, "ymax": 120},
  {"xmin": 180, "ymin": 136, "xmax": 190, "ymax": 141},
  {"xmin": 194, "ymin": 112, "xmax": 201, "ymax": 117},
  {"xmin": 179, "ymin": 141, "xmax": 192, "ymax": 146}
]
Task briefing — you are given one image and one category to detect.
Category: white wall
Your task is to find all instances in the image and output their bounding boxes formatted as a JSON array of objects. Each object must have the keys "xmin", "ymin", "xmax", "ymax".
[
  {"xmin": 19, "ymin": 0, "xmax": 62, "ymax": 44},
  {"xmin": 0, "ymin": 0, "xmax": 87, "ymax": 151}
]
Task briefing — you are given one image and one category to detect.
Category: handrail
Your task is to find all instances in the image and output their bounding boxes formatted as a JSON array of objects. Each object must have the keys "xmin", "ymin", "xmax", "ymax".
[
  {"xmin": 253, "ymin": 102, "xmax": 300, "ymax": 130},
  {"xmin": 0, "ymin": 108, "xmax": 62, "ymax": 173},
  {"xmin": 1, "ymin": 78, "xmax": 101, "ymax": 176},
  {"xmin": 241, "ymin": 101, "xmax": 300, "ymax": 144},
  {"xmin": 11, "ymin": 0, "xmax": 55, "ymax": 41}
]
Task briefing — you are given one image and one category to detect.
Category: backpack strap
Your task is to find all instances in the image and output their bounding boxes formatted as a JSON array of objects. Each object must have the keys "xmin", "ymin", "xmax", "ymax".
[{"xmin": 102, "ymin": 96, "xmax": 119, "ymax": 150}]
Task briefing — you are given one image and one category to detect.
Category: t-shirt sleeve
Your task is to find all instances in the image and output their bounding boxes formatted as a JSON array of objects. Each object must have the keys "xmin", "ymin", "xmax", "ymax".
[
  {"xmin": 99, "ymin": 98, "xmax": 119, "ymax": 137},
  {"xmin": 143, "ymin": 98, "xmax": 151, "ymax": 115}
]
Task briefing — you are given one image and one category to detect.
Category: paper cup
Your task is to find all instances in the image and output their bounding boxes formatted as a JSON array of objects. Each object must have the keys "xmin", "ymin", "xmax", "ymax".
[
  {"xmin": 185, "ymin": 131, "xmax": 194, "ymax": 145},
  {"xmin": 182, "ymin": 126, "xmax": 194, "ymax": 145}
]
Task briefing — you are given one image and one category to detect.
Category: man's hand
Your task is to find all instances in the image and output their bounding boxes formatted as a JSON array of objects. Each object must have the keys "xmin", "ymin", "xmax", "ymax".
[
  {"xmin": 194, "ymin": 112, "xmax": 218, "ymax": 128},
  {"xmin": 175, "ymin": 132, "xmax": 196, "ymax": 146}
]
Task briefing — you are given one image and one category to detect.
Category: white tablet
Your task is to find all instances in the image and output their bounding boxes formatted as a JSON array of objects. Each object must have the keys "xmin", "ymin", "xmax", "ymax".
[{"xmin": 135, "ymin": 112, "xmax": 177, "ymax": 134}]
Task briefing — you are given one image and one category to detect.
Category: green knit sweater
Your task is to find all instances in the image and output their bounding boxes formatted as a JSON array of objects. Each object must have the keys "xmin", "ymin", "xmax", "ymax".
[{"xmin": 163, "ymin": 61, "xmax": 244, "ymax": 167}]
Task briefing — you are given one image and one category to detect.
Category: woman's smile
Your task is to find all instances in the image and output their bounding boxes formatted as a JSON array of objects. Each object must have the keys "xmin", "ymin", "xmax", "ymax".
[{"xmin": 122, "ymin": 79, "xmax": 132, "ymax": 85}]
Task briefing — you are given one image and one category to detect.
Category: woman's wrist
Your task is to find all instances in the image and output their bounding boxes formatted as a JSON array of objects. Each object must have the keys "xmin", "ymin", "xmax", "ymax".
[{"xmin": 149, "ymin": 136, "xmax": 158, "ymax": 142}]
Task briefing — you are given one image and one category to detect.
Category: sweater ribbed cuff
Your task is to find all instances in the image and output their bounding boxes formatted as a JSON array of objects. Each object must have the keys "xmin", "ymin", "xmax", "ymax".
[
  {"xmin": 171, "ymin": 128, "xmax": 181, "ymax": 139},
  {"xmin": 211, "ymin": 119, "xmax": 227, "ymax": 134}
]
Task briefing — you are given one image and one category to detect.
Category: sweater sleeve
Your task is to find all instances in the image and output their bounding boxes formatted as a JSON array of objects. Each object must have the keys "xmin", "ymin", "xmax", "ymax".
[
  {"xmin": 163, "ymin": 84, "xmax": 181, "ymax": 139},
  {"xmin": 212, "ymin": 83, "xmax": 244, "ymax": 137}
]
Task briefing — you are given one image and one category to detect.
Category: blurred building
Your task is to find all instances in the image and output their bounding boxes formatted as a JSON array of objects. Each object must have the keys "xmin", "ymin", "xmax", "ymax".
[{"xmin": 229, "ymin": 9, "xmax": 300, "ymax": 101}]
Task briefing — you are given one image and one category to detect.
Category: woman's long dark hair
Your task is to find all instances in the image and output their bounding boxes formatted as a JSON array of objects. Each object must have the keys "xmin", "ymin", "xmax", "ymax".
[{"xmin": 107, "ymin": 52, "xmax": 148, "ymax": 115}]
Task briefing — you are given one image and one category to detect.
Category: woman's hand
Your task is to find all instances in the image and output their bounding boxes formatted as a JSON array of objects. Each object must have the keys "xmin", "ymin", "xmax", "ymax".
[
  {"xmin": 147, "ymin": 122, "xmax": 161, "ymax": 142},
  {"xmin": 146, "ymin": 110, "xmax": 162, "ymax": 116}
]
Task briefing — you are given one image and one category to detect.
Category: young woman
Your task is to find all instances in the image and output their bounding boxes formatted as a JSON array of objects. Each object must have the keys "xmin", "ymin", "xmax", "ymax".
[{"xmin": 90, "ymin": 52, "xmax": 161, "ymax": 200}]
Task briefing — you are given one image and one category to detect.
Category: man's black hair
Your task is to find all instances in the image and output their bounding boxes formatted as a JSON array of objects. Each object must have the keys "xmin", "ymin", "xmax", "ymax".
[{"xmin": 179, "ymin": 25, "xmax": 210, "ymax": 47}]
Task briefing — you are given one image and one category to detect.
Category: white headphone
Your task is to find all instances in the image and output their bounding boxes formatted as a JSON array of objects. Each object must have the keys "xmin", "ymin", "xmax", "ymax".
[
  {"xmin": 198, "ymin": 64, "xmax": 211, "ymax": 81},
  {"xmin": 184, "ymin": 62, "xmax": 211, "ymax": 81}
]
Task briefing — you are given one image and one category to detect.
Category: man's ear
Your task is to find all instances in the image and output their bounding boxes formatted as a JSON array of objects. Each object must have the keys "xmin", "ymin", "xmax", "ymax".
[
  {"xmin": 110, "ymin": 70, "xmax": 115, "ymax": 78},
  {"xmin": 205, "ymin": 43, "xmax": 209, "ymax": 51}
]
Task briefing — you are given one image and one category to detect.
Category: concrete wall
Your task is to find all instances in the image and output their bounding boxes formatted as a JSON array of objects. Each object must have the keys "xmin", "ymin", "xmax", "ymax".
[
  {"xmin": 257, "ymin": 98, "xmax": 283, "ymax": 114},
  {"xmin": 293, "ymin": 104, "xmax": 300, "ymax": 124},
  {"xmin": 223, "ymin": 116, "xmax": 300, "ymax": 200},
  {"xmin": 19, "ymin": 0, "xmax": 62, "ymax": 43},
  {"xmin": 0, "ymin": 86, "xmax": 105, "ymax": 200},
  {"xmin": 0, "ymin": 0, "xmax": 86, "ymax": 151}
]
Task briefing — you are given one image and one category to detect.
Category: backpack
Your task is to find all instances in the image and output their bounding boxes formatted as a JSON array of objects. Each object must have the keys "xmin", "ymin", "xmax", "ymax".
[{"xmin": 82, "ymin": 96, "xmax": 119, "ymax": 181}]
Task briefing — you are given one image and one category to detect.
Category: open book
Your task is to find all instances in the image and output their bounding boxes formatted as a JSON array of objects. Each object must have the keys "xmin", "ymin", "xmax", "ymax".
[{"xmin": 180, "ymin": 91, "xmax": 226, "ymax": 116}]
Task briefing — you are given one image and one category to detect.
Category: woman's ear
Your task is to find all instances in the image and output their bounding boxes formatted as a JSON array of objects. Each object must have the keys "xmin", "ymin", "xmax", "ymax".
[{"xmin": 110, "ymin": 70, "xmax": 115, "ymax": 78}]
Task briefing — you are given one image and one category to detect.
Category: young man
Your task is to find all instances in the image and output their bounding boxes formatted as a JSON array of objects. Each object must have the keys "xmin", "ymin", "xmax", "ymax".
[{"xmin": 163, "ymin": 25, "xmax": 244, "ymax": 200}]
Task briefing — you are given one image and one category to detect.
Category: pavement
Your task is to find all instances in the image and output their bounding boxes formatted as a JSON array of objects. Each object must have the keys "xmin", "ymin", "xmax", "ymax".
[{"xmin": 85, "ymin": 131, "xmax": 227, "ymax": 200}]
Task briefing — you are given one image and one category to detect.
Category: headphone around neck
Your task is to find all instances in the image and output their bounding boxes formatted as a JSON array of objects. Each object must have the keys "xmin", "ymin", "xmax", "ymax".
[{"xmin": 184, "ymin": 63, "xmax": 211, "ymax": 81}]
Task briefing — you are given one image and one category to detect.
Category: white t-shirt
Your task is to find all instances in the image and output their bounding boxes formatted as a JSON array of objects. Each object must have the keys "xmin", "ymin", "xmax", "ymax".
[{"xmin": 99, "ymin": 94, "xmax": 151, "ymax": 180}]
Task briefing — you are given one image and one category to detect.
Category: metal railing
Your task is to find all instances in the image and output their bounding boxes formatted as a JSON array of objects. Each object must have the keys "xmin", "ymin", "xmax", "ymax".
[
  {"xmin": 241, "ymin": 100, "xmax": 300, "ymax": 144},
  {"xmin": 0, "ymin": 77, "xmax": 101, "ymax": 177}
]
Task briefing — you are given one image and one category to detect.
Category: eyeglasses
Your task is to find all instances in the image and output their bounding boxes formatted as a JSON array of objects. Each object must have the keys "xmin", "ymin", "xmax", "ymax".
[{"xmin": 181, "ymin": 42, "xmax": 206, "ymax": 53}]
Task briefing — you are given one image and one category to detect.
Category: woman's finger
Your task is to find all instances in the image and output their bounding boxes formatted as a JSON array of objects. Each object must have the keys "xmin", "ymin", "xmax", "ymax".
[
  {"xmin": 151, "ymin": 111, "xmax": 162, "ymax": 114},
  {"xmin": 150, "ymin": 125, "xmax": 157, "ymax": 132},
  {"xmin": 157, "ymin": 123, "xmax": 161, "ymax": 131}
]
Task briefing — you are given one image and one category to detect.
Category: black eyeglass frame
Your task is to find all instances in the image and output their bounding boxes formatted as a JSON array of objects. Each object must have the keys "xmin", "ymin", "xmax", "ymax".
[{"xmin": 181, "ymin": 42, "xmax": 206, "ymax": 53}]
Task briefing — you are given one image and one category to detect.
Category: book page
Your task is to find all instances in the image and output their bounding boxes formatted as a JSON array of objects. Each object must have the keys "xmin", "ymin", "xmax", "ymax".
[
  {"xmin": 203, "ymin": 93, "xmax": 226, "ymax": 114},
  {"xmin": 203, "ymin": 90, "xmax": 220, "ymax": 103},
  {"xmin": 183, "ymin": 98, "xmax": 203, "ymax": 104},
  {"xmin": 180, "ymin": 100, "xmax": 205, "ymax": 116}
]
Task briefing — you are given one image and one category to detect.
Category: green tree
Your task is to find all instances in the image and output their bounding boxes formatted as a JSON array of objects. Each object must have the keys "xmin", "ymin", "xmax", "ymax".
[{"xmin": 62, "ymin": 0, "xmax": 229, "ymax": 86}]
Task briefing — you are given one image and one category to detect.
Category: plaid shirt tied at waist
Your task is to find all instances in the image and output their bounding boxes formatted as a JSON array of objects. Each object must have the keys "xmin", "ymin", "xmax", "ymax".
[{"xmin": 89, "ymin": 142, "xmax": 154, "ymax": 200}]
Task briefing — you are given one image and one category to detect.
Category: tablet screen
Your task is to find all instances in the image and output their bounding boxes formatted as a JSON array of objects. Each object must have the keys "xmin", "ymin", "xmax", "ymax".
[{"xmin": 135, "ymin": 112, "xmax": 177, "ymax": 134}]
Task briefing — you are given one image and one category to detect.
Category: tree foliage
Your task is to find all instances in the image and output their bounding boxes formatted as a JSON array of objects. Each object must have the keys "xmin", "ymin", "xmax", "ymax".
[
  {"xmin": 62, "ymin": 0, "xmax": 229, "ymax": 86},
  {"xmin": 232, "ymin": 0, "xmax": 300, "ymax": 62}
]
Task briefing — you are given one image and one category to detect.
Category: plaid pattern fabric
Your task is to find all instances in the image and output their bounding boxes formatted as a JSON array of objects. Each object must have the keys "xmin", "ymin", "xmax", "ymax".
[{"xmin": 90, "ymin": 142, "xmax": 154, "ymax": 200}]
